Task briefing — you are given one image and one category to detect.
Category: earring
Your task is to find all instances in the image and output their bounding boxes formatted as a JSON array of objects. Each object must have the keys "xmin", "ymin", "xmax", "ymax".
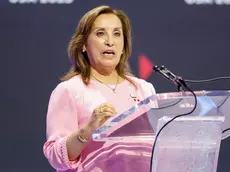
[{"xmin": 82, "ymin": 45, "xmax": 86, "ymax": 52}]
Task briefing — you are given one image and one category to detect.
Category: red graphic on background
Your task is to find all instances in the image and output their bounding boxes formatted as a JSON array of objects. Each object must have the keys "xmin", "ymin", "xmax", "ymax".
[{"xmin": 138, "ymin": 55, "xmax": 153, "ymax": 79}]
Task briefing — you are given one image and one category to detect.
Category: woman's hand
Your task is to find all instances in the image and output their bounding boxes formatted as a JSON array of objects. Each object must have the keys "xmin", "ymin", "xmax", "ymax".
[{"xmin": 86, "ymin": 102, "xmax": 117, "ymax": 133}]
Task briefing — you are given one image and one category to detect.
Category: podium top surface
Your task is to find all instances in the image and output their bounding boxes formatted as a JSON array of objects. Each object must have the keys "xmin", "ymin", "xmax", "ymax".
[
  {"xmin": 156, "ymin": 90, "xmax": 230, "ymax": 100},
  {"xmin": 92, "ymin": 90, "xmax": 230, "ymax": 141}
]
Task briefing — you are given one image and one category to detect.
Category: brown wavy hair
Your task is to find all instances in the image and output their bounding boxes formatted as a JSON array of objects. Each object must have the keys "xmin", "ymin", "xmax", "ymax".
[{"xmin": 61, "ymin": 5, "xmax": 136, "ymax": 87}]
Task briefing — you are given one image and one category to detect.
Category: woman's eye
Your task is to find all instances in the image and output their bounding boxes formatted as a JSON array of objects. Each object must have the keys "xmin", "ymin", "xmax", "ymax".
[
  {"xmin": 96, "ymin": 32, "xmax": 104, "ymax": 36},
  {"xmin": 114, "ymin": 32, "xmax": 121, "ymax": 36}
]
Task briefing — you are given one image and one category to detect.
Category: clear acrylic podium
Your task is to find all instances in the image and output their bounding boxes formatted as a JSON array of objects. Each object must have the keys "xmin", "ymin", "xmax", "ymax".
[{"xmin": 92, "ymin": 90, "xmax": 230, "ymax": 172}]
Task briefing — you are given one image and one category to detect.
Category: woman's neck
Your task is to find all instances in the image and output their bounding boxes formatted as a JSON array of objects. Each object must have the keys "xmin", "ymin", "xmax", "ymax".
[{"xmin": 90, "ymin": 67, "xmax": 123, "ymax": 85}]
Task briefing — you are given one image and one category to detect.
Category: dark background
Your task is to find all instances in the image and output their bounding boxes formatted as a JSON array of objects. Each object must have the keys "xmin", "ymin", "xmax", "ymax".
[{"xmin": 1, "ymin": 0, "xmax": 230, "ymax": 171}]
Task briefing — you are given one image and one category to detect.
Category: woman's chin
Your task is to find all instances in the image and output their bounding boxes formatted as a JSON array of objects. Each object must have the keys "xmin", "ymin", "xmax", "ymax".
[{"xmin": 100, "ymin": 61, "xmax": 119, "ymax": 68}]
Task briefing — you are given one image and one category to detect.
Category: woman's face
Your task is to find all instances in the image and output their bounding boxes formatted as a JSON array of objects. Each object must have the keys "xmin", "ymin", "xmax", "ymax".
[{"xmin": 85, "ymin": 13, "xmax": 124, "ymax": 73}]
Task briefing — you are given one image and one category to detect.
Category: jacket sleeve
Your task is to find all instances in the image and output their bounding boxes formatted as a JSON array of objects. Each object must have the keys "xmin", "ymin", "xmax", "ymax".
[{"xmin": 43, "ymin": 83, "xmax": 82, "ymax": 171}]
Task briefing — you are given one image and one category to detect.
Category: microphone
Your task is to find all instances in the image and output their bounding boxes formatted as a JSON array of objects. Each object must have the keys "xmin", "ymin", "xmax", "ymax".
[
  {"xmin": 150, "ymin": 65, "xmax": 198, "ymax": 172},
  {"xmin": 153, "ymin": 65, "xmax": 188, "ymax": 91}
]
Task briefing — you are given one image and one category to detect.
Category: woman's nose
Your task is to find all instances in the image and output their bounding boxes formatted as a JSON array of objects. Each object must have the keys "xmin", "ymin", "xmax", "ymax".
[{"xmin": 104, "ymin": 36, "xmax": 114, "ymax": 47}]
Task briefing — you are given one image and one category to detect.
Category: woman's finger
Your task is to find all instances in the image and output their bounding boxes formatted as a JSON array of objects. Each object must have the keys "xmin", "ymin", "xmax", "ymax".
[{"xmin": 99, "ymin": 102, "xmax": 116, "ymax": 112}]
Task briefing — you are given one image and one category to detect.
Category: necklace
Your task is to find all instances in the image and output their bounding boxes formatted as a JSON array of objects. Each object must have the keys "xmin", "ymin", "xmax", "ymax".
[{"xmin": 92, "ymin": 74, "xmax": 119, "ymax": 93}]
